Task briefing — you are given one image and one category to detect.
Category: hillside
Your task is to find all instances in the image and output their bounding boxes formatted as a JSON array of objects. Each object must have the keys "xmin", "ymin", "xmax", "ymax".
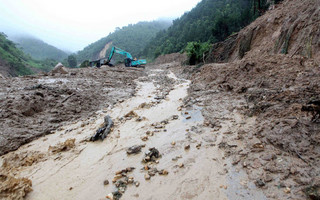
[
  {"xmin": 142, "ymin": 0, "xmax": 258, "ymax": 59},
  {"xmin": 75, "ymin": 20, "xmax": 171, "ymax": 64},
  {"xmin": 0, "ymin": 33, "xmax": 54, "ymax": 76},
  {"xmin": 13, "ymin": 36, "xmax": 69, "ymax": 61}
]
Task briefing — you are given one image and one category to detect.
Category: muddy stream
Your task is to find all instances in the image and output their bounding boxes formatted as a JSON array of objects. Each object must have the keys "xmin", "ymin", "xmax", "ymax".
[{"xmin": 1, "ymin": 69, "xmax": 266, "ymax": 200}]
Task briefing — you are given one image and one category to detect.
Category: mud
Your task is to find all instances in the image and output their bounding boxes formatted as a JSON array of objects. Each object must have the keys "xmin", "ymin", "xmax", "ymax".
[
  {"xmin": 0, "ymin": 67, "xmax": 144, "ymax": 155},
  {"xmin": 0, "ymin": 65, "xmax": 267, "ymax": 200},
  {"xmin": 167, "ymin": 48, "xmax": 320, "ymax": 200}
]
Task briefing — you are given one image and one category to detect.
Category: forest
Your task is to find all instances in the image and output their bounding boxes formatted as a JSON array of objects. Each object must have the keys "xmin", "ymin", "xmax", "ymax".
[
  {"xmin": 142, "ymin": 0, "xmax": 280, "ymax": 63},
  {"xmin": 75, "ymin": 20, "xmax": 172, "ymax": 64}
]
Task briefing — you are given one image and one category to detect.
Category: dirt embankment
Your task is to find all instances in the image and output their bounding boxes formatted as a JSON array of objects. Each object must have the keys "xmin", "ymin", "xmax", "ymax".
[
  {"xmin": 0, "ymin": 67, "xmax": 145, "ymax": 156},
  {"xmin": 207, "ymin": 0, "xmax": 320, "ymax": 63},
  {"xmin": 163, "ymin": 0, "xmax": 320, "ymax": 199}
]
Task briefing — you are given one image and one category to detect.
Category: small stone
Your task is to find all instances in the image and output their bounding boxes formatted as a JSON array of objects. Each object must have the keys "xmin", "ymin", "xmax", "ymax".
[
  {"xmin": 172, "ymin": 115, "xmax": 179, "ymax": 120},
  {"xmin": 69, "ymin": 187, "xmax": 73, "ymax": 190},
  {"xmin": 106, "ymin": 193, "xmax": 114, "ymax": 200},
  {"xmin": 144, "ymin": 174, "xmax": 151, "ymax": 180},
  {"xmin": 255, "ymin": 179, "xmax": 265, "ymax": 187},
  {"xmin": 171, "ymin": 141, "xmax": 176, "ymax": 146},
  {"xmin": 159, "ymin": 169, "xmax": 168, "ymax": 175},
  {"xmin": 141, "ymin": 136, "xmax": 148, "ymax": 141},
  {"xmin": 284, "ymin": 187, "xmax": 291, "ymax": 194},
  {"xmin": 184, "ymin": 144, "xmax": 190, "ymax": 150},
  {"xmin": 196, "ymin": 143, "xmax": 201, "ymax": 149},
  {"xmin": 104, "ymin": 180, "xmax": 109, "ymax": 185},
  {"xmin": 144, "ymin": 165, "xmax": 149, "ymax": 170},
  {"xmin": 135, "ymin": 181, "xmax": 140, "ymax": 187},
  {"xmin": 179, "ymin": 163, "xmax": 184, "ymax": 168},
  {"xmin": 128, "ymin": 178, "xmax": 134, "ymax": 184},
  {"xmin": 186, "ymin": 116, "xmax": 191, "ymax": 119},
  {"xmin": 224, "ymin": 185, "xmax": 228, "ymax": 189},
  {"xmin": 185, "ymin": 112, "xmax": 189, "ymax": 114}
]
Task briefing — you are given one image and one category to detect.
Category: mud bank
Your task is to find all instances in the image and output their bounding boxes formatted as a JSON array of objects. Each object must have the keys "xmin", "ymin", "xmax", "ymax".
[{"xmin": 0, "ymin": 67, "xmax": 144, "ymax": 156}]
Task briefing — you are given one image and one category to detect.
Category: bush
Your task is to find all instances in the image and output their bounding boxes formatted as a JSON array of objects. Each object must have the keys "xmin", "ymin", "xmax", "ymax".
[{"xmin": 185, "ymin": 42, "xmax": 210, "ymax": 65}]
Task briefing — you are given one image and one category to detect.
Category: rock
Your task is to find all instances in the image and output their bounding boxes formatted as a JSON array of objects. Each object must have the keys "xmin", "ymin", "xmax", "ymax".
[
  {"xmin": 171, "ymin": 141, "xmax": 176, "ymax": 146},
  {"xmin": 255, "ymin": 179, "xmax": 265, "ymax": 187},
  {"xmin": 51, "ymin": 63, "xmax": 68, "ymax": 74},
  {"xmin": 196, "ymin": 143, "xmax": 201, "ymax": 149},
  {"xmin": 141, "ymin": 136, "xmax": 148, "ymax": 141},
  {"xmin": 106, "ymin": 193, "xmax": 114, "ymax": 200},
  {"xmin": 155, "ymin": 125, "xmax": 164, "ymax": 129},
  {"xmin": 135, "ymin": 181, "xmax": 140, "ymax": 187},
  {"xmin": 144, "ymin": 174, "xmax": 151, "ymax": 180},
  {"xmin": 126, "ymin": 145, "xmax": 144, "ymax": 155},
  {"xmin": 186, "ymin": 116, "xmax": 191, "ymax": 119},
  {"xmin": 104, "ymin": 180, "xmax": 109, "ymax": 185},
  {"xmin": 143, "ymin": 147, "xmax": 161, "ymax": 163},
  {"xmin": 184, "ymin": 144, "xmax": 190, "ymax": 150},
  {"xmin": 172, "ymin": 115, "xmax": 179, "ymax": 120},
  {"xmin": 284, "ymin": 187, "xmax": 291, "ymax": 194},
  {"xmin": 179, "ymin": 163, "xmax": 184, "ymax": 168},
  {"xmin": 159, "ymin": 169, "xmax": 168, "ymax": 175}
]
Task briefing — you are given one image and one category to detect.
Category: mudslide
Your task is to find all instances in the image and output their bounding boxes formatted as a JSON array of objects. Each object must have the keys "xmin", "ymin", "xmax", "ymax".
[{"xmin": 1, "ymin": 68, "xmax": 265, "ymax": 200}]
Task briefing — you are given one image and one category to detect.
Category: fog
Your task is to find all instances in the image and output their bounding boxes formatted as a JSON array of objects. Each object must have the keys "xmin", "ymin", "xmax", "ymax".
[{"xmin": 0, "ymin": 0, "xmax": 201, "ymax": 52}]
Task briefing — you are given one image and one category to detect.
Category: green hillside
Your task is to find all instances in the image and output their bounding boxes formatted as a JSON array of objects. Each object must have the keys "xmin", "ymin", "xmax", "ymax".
[
  {"xmin": 76, "ymin": 20, "xmax": 172, "ymax": 64},
  {"xmin": 0, "ymin": 32, "xmax": 55, "ymax": 76},
  {"xmin": 13, "ymin": 36, "xmax": 69, "ymax": 61},
  {"xmin": 143, "ymin": 0, "xmax": 273, "ymax": 60}
]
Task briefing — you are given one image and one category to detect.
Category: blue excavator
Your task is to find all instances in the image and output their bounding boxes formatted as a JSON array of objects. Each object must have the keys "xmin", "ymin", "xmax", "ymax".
[{"xmin": 89, "ymin": 46, "xmax": 147, "ymax": 68}]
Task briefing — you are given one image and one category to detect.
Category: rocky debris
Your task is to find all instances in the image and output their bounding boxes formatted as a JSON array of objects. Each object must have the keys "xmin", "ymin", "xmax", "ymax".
[
  {"xmin": 0, "ymin": 174, "xmax": 33, "ymax": 200},
  {"xmin": 124, "ymin": 111, "xmax": 138, "ymax": 120},
  {"xmin": 126, "ymin": 145, "xmax": 145, "ymax": 155},
  {"xmin": 51, "ymin": 63, "xmax": 68, "ymax": 75},
  {"xmin": 108, "ymin": 167, "xmax": 136, "ymax": 200},
  {"xmin": 49, "ymin": 138, "xmax": 75, "ymax": 153},
  {"xmin": 2, "ymin": 151, "xmax": 45, "ymax": 172},
  {"xmin": 142, "ymin": 148, "xmax": 161, "ymax": 163},
  {"xmin": 304, "ymin": 185, "xmax": 320, "ymax": 200},
  {"xmin": 0, "ymin": 67, "xmax": 144, "ymax": 156},
  {"xmin": 90, "ymin": 115, "xmax": 113, "ymax": 141}
]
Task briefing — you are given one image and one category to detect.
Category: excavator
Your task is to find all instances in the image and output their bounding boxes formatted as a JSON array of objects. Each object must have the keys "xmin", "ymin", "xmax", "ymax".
[{"xmin": 89, "ymin": 46, "xmax": 147, "ymax": 68}]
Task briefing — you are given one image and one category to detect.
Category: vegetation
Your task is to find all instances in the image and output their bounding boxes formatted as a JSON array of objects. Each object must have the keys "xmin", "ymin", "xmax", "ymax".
[
  {"xmin": 13, "ymin": 36, "xmax": 69, "ymax": 61},
  {"xmin": 142, "ymin": 0, "xmax": 280, "ymax": 64},
  {"xmin": 75, "ymin": 20, "xmax": 172, "ymax": 64},
  {"xmin": 0, "ymin": 32, "xmax": 54, "ymax": 76},
  {"xmin": 67, "ymin": 55, "xmax": 77, "ymax": 68}
]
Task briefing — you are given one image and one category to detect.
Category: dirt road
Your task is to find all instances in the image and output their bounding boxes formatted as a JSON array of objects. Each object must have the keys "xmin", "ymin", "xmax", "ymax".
[{"xmin": 1, "ymin": 66, "xmax": 266, "ymax": 200}]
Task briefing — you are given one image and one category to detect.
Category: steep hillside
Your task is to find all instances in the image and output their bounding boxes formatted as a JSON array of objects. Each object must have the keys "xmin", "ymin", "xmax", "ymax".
[
  {"xmin": 206, "ymin": 0, "xmax": 320, "ymax": 63},
  {"xmin": 13, "ymin": 36, "xmax": 69, "ymax": 61},
  {"xmin": 0, "ymin": 33, "xmax": 54, "ymax": 76},
  {"xmin": 143, "ymin": 0, "xmax": 259, "ymax": 59},
  {"xmin": 75, "ymin": 20, "xmax": 171, "ymax": 63}
]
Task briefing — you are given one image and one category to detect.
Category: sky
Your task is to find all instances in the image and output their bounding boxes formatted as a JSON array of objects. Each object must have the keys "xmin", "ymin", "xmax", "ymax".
[{"xmin": 0, "ymin": 0, "xmax": 202, "ymax": 52}]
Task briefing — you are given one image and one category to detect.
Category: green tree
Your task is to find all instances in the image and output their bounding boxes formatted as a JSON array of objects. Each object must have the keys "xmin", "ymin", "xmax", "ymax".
[{"xmin": 67, "ymin": 55, "xmax": 77, "ymax": 68}]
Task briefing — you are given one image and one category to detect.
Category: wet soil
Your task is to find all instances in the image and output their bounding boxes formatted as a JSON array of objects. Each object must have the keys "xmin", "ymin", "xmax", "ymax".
[
  {"xmin": 0, "ymin": 67, "xmax": 144, "ymax": 156},
  {"xmin": 0, "ymin": 65, "xmax": 266, "ymax": 200}
]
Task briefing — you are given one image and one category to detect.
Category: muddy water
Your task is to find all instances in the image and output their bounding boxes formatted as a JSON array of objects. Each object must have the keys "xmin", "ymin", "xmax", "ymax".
[{"xmin": 1, "ymin": 69, "xmax": 265, "ymax": 200}]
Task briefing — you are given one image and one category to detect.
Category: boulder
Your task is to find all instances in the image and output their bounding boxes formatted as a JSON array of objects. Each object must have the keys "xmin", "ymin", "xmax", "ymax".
[{"xmin": 51, "ymin": 63, "xmax": 68, "ymax": 74}]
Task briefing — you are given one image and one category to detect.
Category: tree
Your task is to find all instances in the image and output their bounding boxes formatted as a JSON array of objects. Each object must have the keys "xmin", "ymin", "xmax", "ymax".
[{"xmin": 67, "ymin": 55, "xmax": 77, "ymax": 68}]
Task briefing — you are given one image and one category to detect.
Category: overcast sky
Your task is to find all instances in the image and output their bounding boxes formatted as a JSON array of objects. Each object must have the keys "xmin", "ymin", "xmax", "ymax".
[{"xmin": 0, "ymin": 0, "xmax": 201, "ymax": 52}]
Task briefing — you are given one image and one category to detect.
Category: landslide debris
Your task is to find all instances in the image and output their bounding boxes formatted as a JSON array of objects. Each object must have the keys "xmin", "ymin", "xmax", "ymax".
[
  {"xmin": 206, "ymin": 0, "xmax": 320, "ymax": 63},
  {"xmin": 0, "ymin": 67, "xmax": 144, "ymax": 156},
  {"xmin": 163, "ymin": 0, "xmax": 320, "ymax": 199},
  {"xmin": 0, "ymin": 174, "xmax": 32, "ymax": 200}
]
